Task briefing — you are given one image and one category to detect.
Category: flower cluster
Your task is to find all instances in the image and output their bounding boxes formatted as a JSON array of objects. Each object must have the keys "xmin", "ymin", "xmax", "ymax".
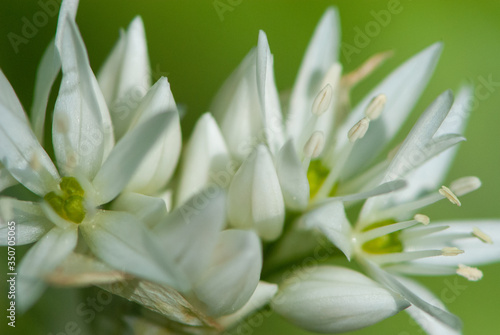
[{"xmin": 1, "ymin": 1, "xmax": 499, "ymax": 334}]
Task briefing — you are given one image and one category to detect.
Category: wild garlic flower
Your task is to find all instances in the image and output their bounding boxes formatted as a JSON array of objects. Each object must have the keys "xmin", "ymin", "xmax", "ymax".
[
  {"xmin": 179, "ymin": 8, "xmax": 445, "ymax": 242},
  {"xmin": 0, "ymin": 5, "xmax": 184, "ymax": 312},
  {"xmin": 275, "ymin": 88, "xmax": 500, "ymax": 334}
]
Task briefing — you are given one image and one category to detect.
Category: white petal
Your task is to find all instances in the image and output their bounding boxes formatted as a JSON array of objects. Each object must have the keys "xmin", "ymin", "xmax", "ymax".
[
  {"xmin": 275, "ymin": 140, "xmax": 309, "ymax": 211},
  {"xmin": 17, "ymin": 226, "xmax": 78, "ymax": 312},
  {"xmin": 194, "ymin": 230, "xmax": 262, "ymax": 317},
  {"xmin": 256, "ymin": 31, "xmax": 285, "ymax": 154},
  {"xmin": 218, "ymin": 281, "xmax": 278, "ymax": 329},
  {"xmin": 124, "ymin": 78, "xmax": 181, "ymax": 195},
  {"xmin": 271, "ymin": 265, "xmax": 410, "ymax": 334},
  {"xmin": 177, "ymin": 113, "xmax": 231, "ymax": 205},
  {"xmin": 398, "ymin": 276, "xmax": 461, "ymax": 335},
  {"xmin": 31, "ymin": 39, "xmax": 61, "ymax": 143},
  {"xmin": 406, "ymin": 220, "xmax": 500, "ymax": 267},
  {"xmin": 0, "ymin": 198, "xmax": 53, "ymax": 246},
  {"xmin": 211, "ymin": 49, "xmax": 263, "ymax": 162},
  {"xmin": 287, "ymin": 8, "xmax": 340, "ymax": 142},
  {"xmin": 80, "ymin": 210, "xmax": 189, "ymax": 291},
  {"xmin": 98, "ymin": 17, "xmax": 151, "ymax": 139},
  {"xmin": 227, "ymin": 145, "xmax": 284, "ymax": 241},
  {"xmin": 53, "ymin": 17, "xmax": 114, "ymax": 179},
  {"xmin": 92, "ymin": 112, "xmax": 173, "ymax": 204},
  {"xmin": 383, "ymin": 90, "xmax": 455, "ymax": 182},
  {"xmin": 111, "ymin": 192, "xmax": 167, "ymax": 228},
  {"xmin": 152, "ymin": 189, "xmax": 226, "ymax": 281},
  {"xmin": 0, "ymin": 74, "xmax": 59, "ymax": 196},
  {"xmin": 297, "ymin": 200, "xmax": 352, "ymax": 259},
  {"xmin": 362, "ymin": 259, "xmax": 462, "ymax": 331},
  {"xmin": 340, "ymin": 43, "xmax": 443, "ymax": 178},
  {"xmin": 394, "ymin": 86, "xmax": 473, "ymax": 203},
  {"xmin": 54, "ymin": 0, "xmax": 79, "ymax": 50},
  {"xmin": 0, "ymin": 164, "xmax": 17, "ymax": 192}
]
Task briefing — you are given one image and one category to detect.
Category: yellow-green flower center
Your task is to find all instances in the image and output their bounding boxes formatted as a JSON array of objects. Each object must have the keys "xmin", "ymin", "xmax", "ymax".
[
  {"xmin": 307, "ymin": 160, "xmax": 337, "ymax": 199},
  {"xmin": 361, "ymin": 219, "xmax": 403, "ymax": 254},
  {"xmin": 44, "ymin": 177, "xmax": 86, "ymax": 224}
]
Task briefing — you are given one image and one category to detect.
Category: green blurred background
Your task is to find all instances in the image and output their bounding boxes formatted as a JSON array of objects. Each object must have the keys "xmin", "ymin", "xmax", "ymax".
[{"xmin": 1, "ymin": 0, "xmax": 499, "ymax": 334}]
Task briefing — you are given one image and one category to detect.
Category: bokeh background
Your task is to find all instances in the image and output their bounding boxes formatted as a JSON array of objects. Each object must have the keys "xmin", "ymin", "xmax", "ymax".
[{"xmin": 1, "ymin": 0, "xmax": 499, "ymax": 334}]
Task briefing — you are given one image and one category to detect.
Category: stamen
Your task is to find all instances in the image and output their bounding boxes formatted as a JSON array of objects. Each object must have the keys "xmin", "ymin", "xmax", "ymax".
[
  {"xmin": 348, "ymin": 117, "xmax": 370, "ymax": 143},
  {"xmin": 439, "ymin": 186, "xmax": 461, "ymax": 206},
  {"xmin": 399, "ymin": 225, "xmax": 450, "ymax": 241},
  {"xmin": 441, "ymin": 247, "xmax": 464, "ymax": 256},
  {"xmin": 342, "ymin": 51, "xmax": 394, "ymax": 88},
  {"xmin": 364, "ymin": 94, "xmax": 386, "ymax": 121},
  {"xmin": 414, "ymin": 214, "xmax": 430, "ymax": 225},
  {"xmin": 387, "ymin": 143, "xmax": 402, "ymax": 160},
  {"xmin": 303, "ymin": 131, "xmax": 325, "ymax": 159},
  {"xmin": 357, "ymin": 219, "xmax": 420, "ymax": 244},
  {"xmin": 456, "ymin": 264, "xmax": 483, "ymax": 281},
  {"xmin": 368, "ymin": 249, "xmax": 443, "ymax": 265},
  {"xmin": 450, "ymin": 176, "xmax": 481, "ymax": 196},
  {"xmin": 311, "ymin": 84, "xmax": 333, "ymax": 116},
  {"xmin": 472, "ymin": 227, "xmax": 493, "ymax": 244}
]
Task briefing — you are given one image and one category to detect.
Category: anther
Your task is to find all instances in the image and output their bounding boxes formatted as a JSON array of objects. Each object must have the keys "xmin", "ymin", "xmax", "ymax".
[
  {"xmin": 348, "ymin": 117, "xmax": 370, "ymax": 143},
  {"xmin": 54, "ymin": 113, "xmax": 69, "ymax": 134},
  {"xmin": 303, "ymin": 131, "xmax": 325, "ymax": 159},
  {"xmin": 442, "ymin": 247, "xmax": 464, "ymax": 256},
  {"xmin": 472, "ymin": 227, "xmax": 493, "ymax": 244},
  {"xmin": 311, "ymin": 84, "xmax": 333, "ymax": 116},
  {"xmin": 29, "ymin": 152, "xmax": 41, "ymax": 171},
  {"xmin": 414, "ymin": 214, "xmax": 430, "ymax": 225},
  {"xmin": 439, "ymin": 186, "xmax": 461, "ymax": 206},
  {"xmin": 364, "ymin": 94, "xmax": 386, "ymax": 121},
  {"xmin": 456, "ymin": 264, "xmax": 483, "ymax": 281},
  {"xmin": 450, "ymin": 176, "xmax": 482, "ymax": 196}
]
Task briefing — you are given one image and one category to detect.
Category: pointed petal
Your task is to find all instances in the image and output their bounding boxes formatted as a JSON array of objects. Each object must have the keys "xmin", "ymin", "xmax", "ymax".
[
  {"xmin": 53, "ymin": 17, "xmax": 114, "ymax": 179},
  {"xmin": 297, "ymin": 200, "xmax": 352, "ymax": 259},
  {"xmin": 275, "ymin": 140, "xmax": 309, "ymax": 211},
  {"xmin": 393, "ymin": 86, "xmax": 473, "ymax": 203},
  {"xmin": 256, "ymin": 31, "xmax": 285, "ymax": 154},
  {"xmin": 340, "ymin": 43, "xmax": 443, "ymax": 177},
  {"xmin": 194, "ymin": 230, "xmax": 262, "ymax": 317},
  {"xmin": 54, "ymin": 0, "xmax": 79, "ymax": 51},
  {"xmin": 177, "ymin": 113, "xmax": 231, "ymax": 205},
  {"xmin": 80, "ymin": 210, "xmax": 189, "ymax": 291},
  {"xmin": 398, "ymin": 276, "xmax": 461, "ymax": 335},
  {"xmin": 0, "ymin": 72, "xmax": 59, "ymax": 195},
  {"xmin": 152, "ymin": 189, "xmax": 226, "ymax": 281},
  {"xmin": 98, "ymin": 16, "xmax": 151, "ymax": 139},
  {"xmin": 111, "ymin": 192, "xmax": 167, "ymax": 228},
  {"xmin": 227, "ymin": 145, "xmax": 285, "ymax": 241},
  {"xmin": 31, "ymin": 39, "xmax": 61, "ymax": 143},
  {"xmin": 17, "ymin": 226, "xmax": 77, "ymax": 312},
  {"xmin": 210, "ymin": 49, "xmax": 263, "ymax": 162},
  {"xmin": 362, "ymin": 259, "xmax": 463, "ymax": 331},
  {"xmin": 124, "ymin": 78, "xmax": 181, "ymax": 195},
  {"xmin": 218, "ymin": 281, "xmax": 278, "ymax": 329},
  {"xmin": 92, "ymin": 112, "xmax": 172, "ymax": 204},
  {"xmin": 272, "ymin": 265, "xmax": 410, "ymax": 334},
  {"xmin": 405, "ymin": 220, "xmax": 500, "ymax": 267},
  {"xmin": 287, "ymin": 8, "xmax": 340, "ymax": 141},
  {"xmin": 0, "ymin": 198, "xmax": 53, "ymax": 246}
]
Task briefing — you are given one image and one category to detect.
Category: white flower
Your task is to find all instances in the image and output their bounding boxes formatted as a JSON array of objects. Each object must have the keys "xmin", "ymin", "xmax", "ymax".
[
  {"xmin": 271, "ymin": 266, "xmax": 410, "ymax": 333},
  {"xmin": 298, "ymin": 88, "xmax": 500, "ymax": 333},
  {"xmin": 0, "ymin": 12, "xmax": 185, "ymax": 311},
  {"xmin": 194, "ymin": 7, "xmax": 444, "ymax": 241}
]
